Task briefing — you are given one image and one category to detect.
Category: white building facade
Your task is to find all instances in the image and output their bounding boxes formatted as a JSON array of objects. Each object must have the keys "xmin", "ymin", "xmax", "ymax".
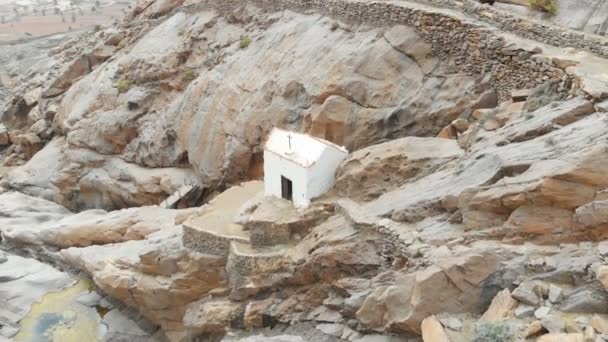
[{"xmin": 263, "ymin": 128, "xmax": 348, "ymax": 208}]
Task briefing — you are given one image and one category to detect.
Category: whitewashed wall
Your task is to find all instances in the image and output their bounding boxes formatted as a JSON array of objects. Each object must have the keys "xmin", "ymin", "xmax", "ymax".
[
  {"xmin": 306, "ymin": 147, "xmax": 348, "ymax": 200},
  {"xmin": 263, "ymin": 150, "xmax": 309, "ymax": 208}
]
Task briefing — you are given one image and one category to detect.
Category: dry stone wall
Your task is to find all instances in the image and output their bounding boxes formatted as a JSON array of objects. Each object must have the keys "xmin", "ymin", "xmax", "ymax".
[{"xmin": 181, "ymin": 0, "xmax": 585, "ymax": 100}]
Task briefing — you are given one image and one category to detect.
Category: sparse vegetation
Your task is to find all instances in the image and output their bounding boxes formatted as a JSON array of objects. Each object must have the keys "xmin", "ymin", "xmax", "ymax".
[
  {"xmin": 116, "ymin": 79, "xmax": 131, "ymax": 93},
  {"xmin": 528, "ymin": 0, "xmax": 558, "ymax": 16},
  {"xmin": 527, "ymin": 83, "xmax": 565, "ymax": 112},
  {"xmin": 183, "ymin": 68, "xmax": 198, "ymax": 81},
  {"xmin": 239, "ymin": 36, "xmax": 252, "ymax": 49},
  {"xmin": 473, "ymin": 323, "xmax": 512, "ymax": 342}
]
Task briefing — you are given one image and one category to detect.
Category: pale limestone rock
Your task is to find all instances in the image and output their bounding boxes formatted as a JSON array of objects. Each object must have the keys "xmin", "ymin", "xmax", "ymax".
[
  {"xmin": 183, "ymin": 298, "xmax": 243, "ymax": 335},
  {"xmin": 383, "ymin": 25, "xmax": 437, "ymax": 74},
  {"xmin": 537, "ymin": 333, "xmax": 584, "ymax": 342},
  {"xmin": 316, "ymin": 323, "xmax": 345, "ymax": 337},
  {"xmin": 512, "ymin": 89, "xmax": 531, "ymax": 102},
  {"xmin": 512, "ymin": 281, "xmax": 545, "ymax": 306},
  {"xmin": 596, "ymin": 100, "xmax": 608, "ymax": 113},
  {"xmin": 560, "ymin": 285, "xmax": 608, "ymax": 313},
  {"xmin": 515, "ymin": 304, "xmax": 536, "ymax": 318},
  {"xmin": 542, "ymin": 314, "xmax": 566, "ymax": 333},
  {"xmin": 0, "ymin": 124, "xmax": 9, "ymax": 145},
  {"xmin": 451, "ymin": 118, "xmax": 469, "ymax": 133},
  {"xmin": 75, "ymin": 291, "xmax": 103, "ymax": 307},
  {"xmin": 438, "ymin": 124, "xmax": 458, "ymax": 139},
  {"xmin": 244, "ymin": 298, "xmax": 279, "ymax": 329},
  {"xmin": 480, "ymin": 289, "xmax": 518, "ymax": 321},
  {"xmin": 420, "ymin": 315, "xmax": 450, "ymax": 342},
  {"xmin": 504, "ymin": 205, "xmax": 574, "ymax": 235},
  {"xmin": 102, "ymin": 308, "xmax": 162, "ymax": 342},
  {"xmin": 526, "ymin": 320, "xmax": 546, "ymax": 338},
  {"xmin": 598, "ymin": 242, "xmax": 608, "ymax": 258},
  {"xmin": 549, "ymin": 284, "xmax": 564, "ymax": 303},
  {"xmin": 535, "ymin": 307, "xmax": 552, "ymax": 319},
  {"xmin": 590, "ymin": 315, "xmax": 608, "ymax": 334},
  {"xmin": 439, "ymin": 317, "xmax": 463, "ymax": 331},
  {"xmin": 583, "ymin": 326, "xmax": 595, "ymax": 342}
]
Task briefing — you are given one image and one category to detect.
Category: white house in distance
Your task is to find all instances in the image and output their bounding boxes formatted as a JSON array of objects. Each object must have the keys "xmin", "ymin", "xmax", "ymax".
[{"xmin": 263, "ymin": 128, "xmax": 348, "ymax": 208}]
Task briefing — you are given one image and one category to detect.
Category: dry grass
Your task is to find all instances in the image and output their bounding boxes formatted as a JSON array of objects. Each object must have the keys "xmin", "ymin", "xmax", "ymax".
[{"xmin": 528, "ymin": 0, "xmax": 558, "ymax": 15}]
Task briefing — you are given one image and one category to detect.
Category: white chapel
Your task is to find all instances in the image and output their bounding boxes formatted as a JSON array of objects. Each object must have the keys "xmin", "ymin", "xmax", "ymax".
[{"xmin": 263, "ymin": 128, "xmax": 348, "ymax": 208}]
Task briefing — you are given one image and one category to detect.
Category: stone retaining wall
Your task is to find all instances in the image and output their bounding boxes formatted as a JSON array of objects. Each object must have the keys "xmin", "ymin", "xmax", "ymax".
[
  {"xmin": 227, "ymin": 245, "xmax": 290, "ymax": 276},
  {"xmin": 180, "ymin": 0, "xmax": 587, "ymax": 101},
  {"xmin": 183, "ymin": 225, "xmax": 248, "ymax": 256},
  {"xmin": 336, "ymin": 200, "xmax": 409, "ymax": 260}
]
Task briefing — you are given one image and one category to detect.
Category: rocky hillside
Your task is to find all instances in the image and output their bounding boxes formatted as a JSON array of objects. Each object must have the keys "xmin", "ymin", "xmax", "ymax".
[{"xmin": 3, "ymin": 0, "xmax": 608, "ymax": 341}]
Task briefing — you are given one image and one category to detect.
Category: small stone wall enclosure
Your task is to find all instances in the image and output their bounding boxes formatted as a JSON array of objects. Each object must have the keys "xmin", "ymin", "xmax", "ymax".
[{"xmin": 179, "ymin": 0, "xmax": 608, "ymax": 101}]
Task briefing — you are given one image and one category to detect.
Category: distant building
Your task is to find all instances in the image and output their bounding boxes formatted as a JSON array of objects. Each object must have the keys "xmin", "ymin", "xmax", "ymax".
[{"xmin": 263, "ymin": 128, "xmax": 348, "ymax": 208}]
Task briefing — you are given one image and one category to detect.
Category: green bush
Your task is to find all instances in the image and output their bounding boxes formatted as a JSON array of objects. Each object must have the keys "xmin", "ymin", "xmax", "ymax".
[
  {"xmin": 239, "ymin": 37, "xmax": 252, "ymax": 49},
  {"xmin": 116, "ymin": 79, "xmax": 131, "ymax": 93},
  {"xmin": 528, "ymin": 0, "xmax": 558, "ymax": 15},
  {"xmin": 473, "ymin": 323, "xmax": 512, "ymax": 342},
  {"xmin": 527, "ymin": 83, "xmax": 565, "ymax": 112},
  {"xmin": 183, "ymin": 68, "xmax": 198, "ymax": 81}
]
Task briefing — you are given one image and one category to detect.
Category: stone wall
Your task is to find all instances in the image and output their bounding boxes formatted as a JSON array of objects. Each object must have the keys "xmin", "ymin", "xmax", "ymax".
[
  {"xmin": 178, "ymin": 0, "xmax": 588, "ymax": 101},
  {"xmin": 183, "ymin": 225, "xmax": 248, "ymax": 256}
]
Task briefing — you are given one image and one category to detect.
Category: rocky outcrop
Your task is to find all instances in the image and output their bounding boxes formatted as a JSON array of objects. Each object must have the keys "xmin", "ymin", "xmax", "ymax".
[
  {"xmin": 356, "ymin": 252, "xmax": 499, "ymax": 334},
  {"xmin": 0, "ymin": 250, "xmax": 75, "ymax": 339},
  {"xmin": 0, "ymin": 192, "xmax": 198, "ymax": 248},
  {"xmin": 9, "ymin": 0, "xmax": 605, "ymax": 210},
  {"xmin": 335, "ymin": 137, "xmax": 463, "ymax": 201},
  {"xmin": 4, "ymin": 138, "xmax": 195, "ymax": 211}
]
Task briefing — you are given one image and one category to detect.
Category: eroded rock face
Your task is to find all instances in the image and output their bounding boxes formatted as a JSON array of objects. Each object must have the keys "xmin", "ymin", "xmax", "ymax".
[
  {"xmin": 335, "ymin": 137, "xmax": 463, "ymax": 201},
  {"xmin": 60, "ymin": 227, "xmax": 227, "ymax": 341},
  {"xmin": 4, "ymin": 138, "xmax": 195, "ymax": 211},
  {"xmin": 3, "ymin": 3, "xmax": 497, "ymax": 210},
  {"xmin": 0, "ymin": 191, "xmax": 198, "ymax": 248}
]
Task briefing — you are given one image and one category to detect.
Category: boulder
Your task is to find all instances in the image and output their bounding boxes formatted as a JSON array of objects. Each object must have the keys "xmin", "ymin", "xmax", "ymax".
[
  {"xmin": 560, "ymin": 285, "xmax": 608, "ymax": 313},
  {"xmin": 451, "ymin": 118, "xmax": 469, "ymax": 133},
  {"xmin": 480, "ymin": 289, "xmax": 518, "ymax": 321},
  {"xmin": 535, "ymin": 307, "xmax": 552, "ymax": 319},
  {"xmin": 590, "ymin": 315, "xmax": 608, "ymax": 334},
  {"xmin": 438, "ymin": 124, "xmax": 458, "ymax": 139},
  {"xmin": 541, "ymin": 314, "xmax": 566, "ymax": 333},
  {"xmin": 548, "ymin": 284, "xmax": 564, "ymax": 303},
  {"xmin": 526, "ymin": 320, "xmax": 546, "ymax": 338},
  {"xmin": 357, "ymin": 252, "xmax": 498, "ymax": 334},
  {"xmin": 512, "ymin": 281, "xmax": 546, "ymax": 306},
  {"xmin": 60, "ymin": 227, "xmax": 227, "ymax": 336},
  {"xmin": 183, "ymin": 299, "xmax": 244, "ymax": 335},
  {"xmin": 514, "ymin": 304, "xmax": 536, "ymax": 318},
  {"xmin": 420, "ymin": 315, "xmax": 450, "ymax": 342}
]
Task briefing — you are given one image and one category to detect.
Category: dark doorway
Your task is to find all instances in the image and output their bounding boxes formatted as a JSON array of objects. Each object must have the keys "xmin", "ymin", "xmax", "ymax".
[{"xmin": 281, "ymin": 176, "xmax": 293, "ymax": 201}]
